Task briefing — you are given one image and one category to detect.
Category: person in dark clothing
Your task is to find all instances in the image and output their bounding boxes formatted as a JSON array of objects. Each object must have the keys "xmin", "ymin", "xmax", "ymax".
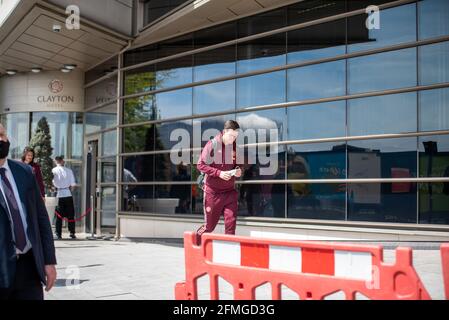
[
  {"xmin": 170, "ymin": 163, "xmax": 191, "ymax": 213},
  {"xmin": 21, "ymin": 147, "xmax": 46, "ymax": 202},
  {"xmin": 0, "ymin": 123, "xmax": 57, "ymax": 300}
]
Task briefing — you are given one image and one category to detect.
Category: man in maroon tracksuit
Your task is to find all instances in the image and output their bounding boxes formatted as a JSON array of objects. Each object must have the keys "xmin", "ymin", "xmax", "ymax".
[{"xmin": 196, "ymin": 120, "xmax": 242, "ymax": 245}]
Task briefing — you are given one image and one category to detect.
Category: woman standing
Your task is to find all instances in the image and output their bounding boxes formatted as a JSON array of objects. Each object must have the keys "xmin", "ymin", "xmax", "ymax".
[{"xmin": 21, "ymin": 147, "xmax": 46, "ymax": 201}]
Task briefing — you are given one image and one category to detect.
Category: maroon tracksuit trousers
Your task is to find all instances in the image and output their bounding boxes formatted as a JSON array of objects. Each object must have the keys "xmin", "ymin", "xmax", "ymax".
[{"xmin": 196, "ymin": 189, "xmax": 239, "ymax": 244}]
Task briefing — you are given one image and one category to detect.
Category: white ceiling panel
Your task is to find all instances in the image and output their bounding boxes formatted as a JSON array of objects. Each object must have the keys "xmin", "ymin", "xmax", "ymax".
[{"xmin": 0, "ymin": 4, "xmax": 128, "ymax": 76}]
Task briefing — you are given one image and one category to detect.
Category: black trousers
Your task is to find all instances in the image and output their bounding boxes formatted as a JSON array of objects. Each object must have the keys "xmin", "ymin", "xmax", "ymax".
[
  {"xmin": 55, "ymin": 196, "xmax": 76, "ymax": 236},
  {"xmin": 0, "ymin": 250, "xmax": 44, "ymax": 300}
]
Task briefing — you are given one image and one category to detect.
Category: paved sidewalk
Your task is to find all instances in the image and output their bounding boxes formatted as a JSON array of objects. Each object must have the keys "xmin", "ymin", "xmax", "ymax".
[{"xmin": 45, "ymin": 236, "xmax": 447, "ymax": 300}]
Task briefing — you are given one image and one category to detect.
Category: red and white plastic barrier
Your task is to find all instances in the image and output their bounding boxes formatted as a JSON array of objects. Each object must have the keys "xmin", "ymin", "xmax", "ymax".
[{"xmin": 175, "ymin": 232, "xmax": 449, "ymax": 300}]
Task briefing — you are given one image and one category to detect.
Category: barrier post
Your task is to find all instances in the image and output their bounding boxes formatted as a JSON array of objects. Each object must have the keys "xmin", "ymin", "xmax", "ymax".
[{"xmin": 442, "ymin": 244, "xmax": 449, "ymax": 300}]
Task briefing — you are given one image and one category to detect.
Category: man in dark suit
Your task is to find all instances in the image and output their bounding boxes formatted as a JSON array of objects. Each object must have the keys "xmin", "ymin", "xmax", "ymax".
[{"xmin": 0, "ymin": 123, "xmax": 57, "ymax": 300}]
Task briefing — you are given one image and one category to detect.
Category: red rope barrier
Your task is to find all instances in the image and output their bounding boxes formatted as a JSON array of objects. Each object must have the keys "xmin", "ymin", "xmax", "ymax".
[{"xmin": 54, "ymin": 208, "xmax": 92, "ymax": 223}]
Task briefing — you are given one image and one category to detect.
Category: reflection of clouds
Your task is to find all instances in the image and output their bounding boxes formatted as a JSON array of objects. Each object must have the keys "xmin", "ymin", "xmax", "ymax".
[
  {"xmin": 194, "ymin": 63, "xmax": 235, "ymax": 82},
  {"xmin": 238, "ymin": 71, "xmax": 285, "ymax": 108},
  {"xmin": 194, "ymin": 81, "xmax": 235, "ymax": 112},
  {"xmin": 237, "ymin": 112, "xmax": 278, "ymax": 130}
]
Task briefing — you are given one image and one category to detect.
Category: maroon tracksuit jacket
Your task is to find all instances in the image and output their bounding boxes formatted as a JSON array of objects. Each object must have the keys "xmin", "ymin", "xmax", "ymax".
[{"xmin": 196, "ymin": 132, "xmax": 239, "ymax": 244}]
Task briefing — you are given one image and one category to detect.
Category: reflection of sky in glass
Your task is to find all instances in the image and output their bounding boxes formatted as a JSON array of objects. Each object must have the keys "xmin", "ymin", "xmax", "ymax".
[
  {"xmin": 237, "ymin": 71, "xmax": 286, "ymax": 109},
  {"xmin": 419, "ymin": 41, "xmax": 449, "ymax": 85},
  {"xmin": 194, "ymin": 80, "xmax": 235, "ymax": 114},
  {"xmin": 237, "ymin": 54, "xmax": 286, "ymax": 74},
  {"xmin": 236, "ymin": 108, "xmax": 286, "ymax": 141},
  {"xmin": 419, "ymin": 0, "xmax": 449, "ymax": 39},
  {"xmin": 348, "ymin": 4, "xmax": 416, "ymax": 53},
  {"xmin": 102, "ymin": 130, "xmax": 117, "ymax": 157},
  {"xmin": 3, "ymin": 113, "xmax": 29, "ymax": 160},
  {"xmin": 349, "ymin": 137, "xmax": 417, "ymax": 154},
  {"xmin": 348, "ymin": 93, "xmax": 417, "ymax": 136},
  {"xmin": 86, "ymin": 112, "xmax": 117, "ymax": 134},
  {"xmin": 288, "ymin": 61, "xmax": 345, "ymax": 101},
  {"xmin": 194, "ymin": 62, "xmax": 235, "ymax": 82},
  {"xmin": 156, "ymin": 88, "xmax": 192, "ymax": 119},
  {"xmin": 156, "ymin": 67, "xmax": 192, "ymax": 89},
  {"xmin": 348, "ymin": 48, "xmax": 417, "ymax": 94},
  {"xmin": 288, "ymin": 101, "xmax": 346, "ymax": 140},
  {"xmin": 287, "ymin": 45, "xmax": 345, "ymax": 64},
  {"xmin": 419, "ymin": 135, "xmax": 449, "ymax": 152},
  {"xmin": 419, "ymin": 87, "xmax": 449, "ymax": 131},
  {"xmin": 194, "ymin": 46, "xmax": 235, "ymax": 82},
  {"xmin": 287, "ymin": 20, "xmax": 346, "ymax": 64}
]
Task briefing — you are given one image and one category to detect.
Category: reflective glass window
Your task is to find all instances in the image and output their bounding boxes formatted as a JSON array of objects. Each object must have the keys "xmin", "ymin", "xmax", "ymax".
[
  {"xmin": 122, "ymin": 185, "xmax": 154, "ymax": 212},
  {"xmin": 155, "ymin": 185, "xmax": 192, "ymax": 214},
  {"xmin": 348, "ymin": 48, "xmax": 417, "ymax": 94},
  {"xmin": 419, "ymin": 0, "xmax": 449, "ymax": 39},
  {"xmin": 237, "ymin": 34, "xmax": 286, "ymax": 73},
  {"xmin": 288, "ymin": 183, "xmax": 346, "ymax": 220},
  {"xmin": 348, "ymin": 92, "xmax": 417, "ymax": 136},
  {"xmin": 193, "ymin": 80, "xmax": 235, "ymax": 115},
  {"xmin": 155, "ymin": 56, "xmax": 193, "ymax": 89},
  {"xmin": 419, "ymin": 87, "xmax": 449, "ymax": 131},
  {"xmin": 419, "ymin": 41, "xmax": 449, "ymax": 86},
  {"xmin": 238, "ymin": 8, "xmax": 286, "ymax": 37},
  {"xmin": 2, "ymin": 113, "xmax": 29, "ymax": 160},
  {"xmin": 237, "ymin": 71, "xmax": 286, "ymax": 109},
  {"xmin": 287, "ymin": 19, "xmax": 346, "ymax": 63},
  {"xmin": 124, "ymin": 65, "xmax": 156, "ymax": 96},
  {"xmin": 288, "ymin": 60, "xmax": 345, "ymax": 101},
  {"xmin": 348, "ymin": 3, "xmax": 416, "ymax": 52},
  {"xmin": 86, "ymin": 103, "xmax": 117, "ymax": 134},
  {"xmin": 288, "ymin": 101, "xmax": 346, "ymax": 140},
  {"xmin": 348, "ymin": 138, "xmax": 417, "ymax": 179},
  {"xmin": 194, "ymin": 46, "xmax": 236, "ymax": 82},
  {"xmin": 287, "ymin": 143, "xmax": 346, "ymax": 180},
  {"xmin": 194, "ymin": 22, "xmax": 236, "ymax": 48},
  {"xmin": 348, "ymin": 183, "xmax": 417, "ymax": 223},
  {"xmin": 238, "ymin": 183, "xmax": 286, "ymax": 218}
]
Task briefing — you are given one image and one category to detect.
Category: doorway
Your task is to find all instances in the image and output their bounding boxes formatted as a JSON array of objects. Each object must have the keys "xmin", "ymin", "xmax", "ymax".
[{"xmin": 85, "ymin": 136, "xmax": 117, "ymax": 236}]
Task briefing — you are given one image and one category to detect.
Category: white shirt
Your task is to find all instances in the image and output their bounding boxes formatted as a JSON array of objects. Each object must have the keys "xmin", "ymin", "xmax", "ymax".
[
  {"xmin": 52, "ymin": 164, "xmax": 76, "ymax": 198},
  {"xmin": 0, "ymin": 159, "xmax": 32, "ymax": 255}
]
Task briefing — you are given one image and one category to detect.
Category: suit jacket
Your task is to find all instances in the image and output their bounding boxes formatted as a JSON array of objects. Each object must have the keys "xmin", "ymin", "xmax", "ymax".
[{"xmin": 0, "ymin": 159, "xmax": 57, "ymax": 288}]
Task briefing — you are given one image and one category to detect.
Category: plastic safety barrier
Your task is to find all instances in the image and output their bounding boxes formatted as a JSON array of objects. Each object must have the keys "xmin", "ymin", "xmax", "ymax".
[{"xmin": 175, "ymin": 232, "xmax": 449, "ymax": 300}]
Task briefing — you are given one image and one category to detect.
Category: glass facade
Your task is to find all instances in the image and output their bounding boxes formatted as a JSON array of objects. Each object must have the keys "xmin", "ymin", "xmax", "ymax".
[
  {"xmin": 0, "ymin": 111, "xmax": 84, "ymax": 217},
  {"xmin": 116, "ymin": 0, "xmax": 449, "ymax": 226}
]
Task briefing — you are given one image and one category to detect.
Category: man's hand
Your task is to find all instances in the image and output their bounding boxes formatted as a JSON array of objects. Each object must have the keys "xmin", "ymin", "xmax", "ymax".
[
  {"xmin": 45, "ymin": 265, "xmax": 57, "ymax": 292},
  {"xmin": 235, "ymin": 168, "xmax": 242, "ymax": 178},
  {"xmin": 219, "ymin": 171, "xmax": 232, "ymax": 181}
]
